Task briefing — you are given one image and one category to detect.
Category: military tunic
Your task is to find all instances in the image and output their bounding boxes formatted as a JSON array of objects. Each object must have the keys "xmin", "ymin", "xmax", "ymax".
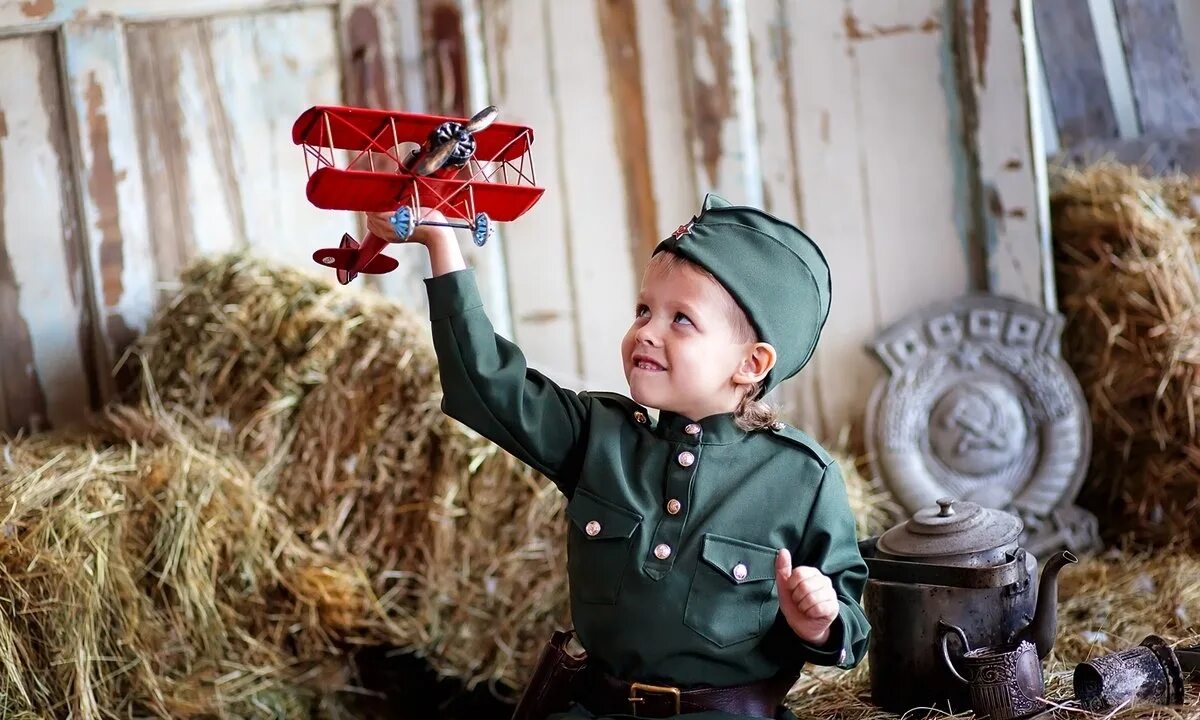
[{"xmin": 427, "ymin": 269, "xmax": 871, "ymax": 719}]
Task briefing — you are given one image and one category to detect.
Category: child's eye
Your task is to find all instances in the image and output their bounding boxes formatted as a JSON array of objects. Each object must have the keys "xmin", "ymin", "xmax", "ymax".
[
  {"xmin": 635, "ymin": 305, "xmax": 649, "ymax": 318},
  {"xmin": 674, "ymin": 312, "xmax": 693, "ymax": 325}
]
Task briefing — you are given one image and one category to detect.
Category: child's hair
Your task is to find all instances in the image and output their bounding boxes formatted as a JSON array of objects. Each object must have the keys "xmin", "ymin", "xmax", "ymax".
[{"xmin": 646, "ymin": 251, "xmax": 781, "ymax": 432}]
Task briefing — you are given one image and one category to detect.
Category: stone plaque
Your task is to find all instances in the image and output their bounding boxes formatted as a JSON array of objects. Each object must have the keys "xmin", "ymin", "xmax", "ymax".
[{"xmin": 864, "ymin": 295, "xmax": 1101, "ymax": 556}]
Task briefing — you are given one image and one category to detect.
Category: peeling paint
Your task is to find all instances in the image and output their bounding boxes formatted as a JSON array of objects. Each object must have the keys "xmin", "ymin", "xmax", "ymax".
[
  {"xmin": 1005, "ymin": 157, "xmax": 1022, "ymax": 170},
  {"xmin": 84, "ymin": 74, "xmax": 125, "ymax": 312},
  {"xmin": 844, "ymin": 9, "xmax": 941, "ymax": 41},
  {"xmin": 691, "ymin": 0, "xmax": 735, "ymax": 188},
  {"xmin": 347, "ymin": 5, "xmax": 390, "ymax": 109},
  {"xmin": 428, "ymin": 1, "xmax": 470, "ymax": 115},
  {"xmin": 596, "ymin": 0, "xmax": 658, "ymax": 265},
  {"xmin": 0, "ymin": 108, "xmax": 50, "ymax": 434},
  {"xmin": 19, "ymin": 0, "xmax": 54, "ymax": 20},
  {"xmin": 820, "ymin": 109, "xmax": 831, "ymax": 144},
  {"xmin": 944, "ymin": 0, "xmax": 989, "ymax": 291},
  {"xmin": 972, "ymin": 0, "xmax": 989, "ymax": 88}
]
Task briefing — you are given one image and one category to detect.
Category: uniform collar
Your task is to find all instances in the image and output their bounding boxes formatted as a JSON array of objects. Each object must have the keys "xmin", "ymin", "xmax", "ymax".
[{"xmin": 653, "ymin": 409, "xmax": 748, "ymax": 445}]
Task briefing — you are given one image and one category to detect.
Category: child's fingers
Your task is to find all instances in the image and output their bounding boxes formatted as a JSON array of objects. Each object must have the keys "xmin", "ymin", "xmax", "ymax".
[
  {"xmin": 775, "ymin": 549, "xmax": 792, "ymax": 582},
  {"xmin": 802, "ymin": 597, "xmax": 840, "ymax": 620}
]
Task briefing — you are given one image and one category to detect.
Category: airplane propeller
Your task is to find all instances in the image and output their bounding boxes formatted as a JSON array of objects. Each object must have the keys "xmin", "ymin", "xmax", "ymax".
[{"xmin": 413, "ymin": 105, "xmax": 500, "ymax": 176}]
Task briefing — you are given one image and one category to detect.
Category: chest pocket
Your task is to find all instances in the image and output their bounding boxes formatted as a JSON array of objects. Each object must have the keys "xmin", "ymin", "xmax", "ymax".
[
  {"xmin": 684, "ymin": 533, "xmax": 779, "ymax": 647},
  {"xmin": 566, "ymin": 487, "xmax": 642, "ymax": 605}
]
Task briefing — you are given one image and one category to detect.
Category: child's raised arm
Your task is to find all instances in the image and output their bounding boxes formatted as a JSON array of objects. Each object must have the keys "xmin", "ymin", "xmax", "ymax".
[{"xmin": 368, "ymin": 209, "xmax": 589, "ymax": 495}]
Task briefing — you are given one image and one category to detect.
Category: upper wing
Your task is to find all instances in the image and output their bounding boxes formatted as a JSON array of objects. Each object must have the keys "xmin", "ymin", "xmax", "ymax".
[{"xmin": 292, "ymin": 106, "xmax": 533, "ymax": 162}]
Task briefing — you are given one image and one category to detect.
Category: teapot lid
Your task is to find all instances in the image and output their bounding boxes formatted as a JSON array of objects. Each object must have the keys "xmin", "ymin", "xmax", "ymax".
[{"xmin": 875, "ymin": 497, "xmax": 1022, "ymax": 562}]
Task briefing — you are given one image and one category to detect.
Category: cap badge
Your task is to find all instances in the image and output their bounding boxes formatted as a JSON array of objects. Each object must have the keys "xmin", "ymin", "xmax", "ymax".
[{"xmin": 671, "ymin": 220, "xmax": 695, "ymax": 240}]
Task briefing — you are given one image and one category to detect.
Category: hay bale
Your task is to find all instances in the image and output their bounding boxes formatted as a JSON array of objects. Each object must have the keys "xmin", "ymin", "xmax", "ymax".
[
  {"xmin": 0, "ymin": 405, "xmax": 367, "ymax": 718},
  {"xmin": 784, "ymin": 548, "xmax": 1200, "ymax": 720},
  {"xmin": 122, "ymin": 255, "xmax": 366, "ymax": 457},
  {"xmin": 125, "ymin": 254, "xmax": 573, "ymax": 692},
  {"xmin": 1050, "ymin": 162, "xmax": 1200, "ymax": 549}
]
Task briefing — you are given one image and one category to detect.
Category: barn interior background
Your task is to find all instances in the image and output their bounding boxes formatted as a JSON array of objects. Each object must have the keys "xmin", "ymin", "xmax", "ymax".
[{"xmin": 2, "ymin": 0, "xmax": 1200, "ymax": 718}]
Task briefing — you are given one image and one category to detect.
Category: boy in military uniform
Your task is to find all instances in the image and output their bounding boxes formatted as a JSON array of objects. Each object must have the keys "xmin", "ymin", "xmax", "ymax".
[{"xmin": 365, "ymin": 193, "xmax": 870, "ymax": 719}]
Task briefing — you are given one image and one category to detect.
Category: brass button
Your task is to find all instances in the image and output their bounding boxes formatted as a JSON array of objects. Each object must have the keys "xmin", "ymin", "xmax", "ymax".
[
  {"xmin": 666, "ymin": 498, "xmax": 682, "ymax": 515},
  {"xmin": 770, "ymin": 421, "xmax": 785, "ymax": 431},
  {"xmin": 677, "ymin": 451, "xmax": 695, "ymax": 467},
  {"xmin": 585, "ymin": 520, "xmax": 601, "ymax": 537},
  {"xmin": 634, "ymin": 411, "xmax": 648, "ymax": 424},
  {"xmin": 732, "ymin": 562, "xmax": 748, "ymax": 581},
  {"xmin": 654, "ymin": 543, "xmax": 672, "ymax": 560},
  {"xmin": 684, "ymin": 423, "xmax": 701, "ymax": 435}
]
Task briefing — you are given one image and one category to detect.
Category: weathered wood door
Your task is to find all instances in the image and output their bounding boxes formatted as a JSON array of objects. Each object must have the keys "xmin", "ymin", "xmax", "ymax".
[{"xmin": 0, "ymin": 0, "xmax": 426, "ymax": 435}]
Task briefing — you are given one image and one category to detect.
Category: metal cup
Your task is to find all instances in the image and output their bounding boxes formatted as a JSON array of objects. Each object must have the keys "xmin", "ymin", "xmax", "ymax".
[
  {"xmin": 939, "ymin": 621, "xmax": 1050, "ymax": 720},
  {"xmin": 1073, "ymin": 635, "xmax": 1185, "ymax": 711}
]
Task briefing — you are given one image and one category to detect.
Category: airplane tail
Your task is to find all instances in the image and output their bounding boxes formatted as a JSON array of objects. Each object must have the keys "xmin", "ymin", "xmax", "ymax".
[{"xmin": 313, "ymin": 234, "xmax": 399, "ymax": 285}]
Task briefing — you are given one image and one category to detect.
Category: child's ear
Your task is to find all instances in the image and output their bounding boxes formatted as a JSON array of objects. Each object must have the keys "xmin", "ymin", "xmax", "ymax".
[{"xmin": 733, "ymin": 342, "xmax": 777, "ymax": 384}]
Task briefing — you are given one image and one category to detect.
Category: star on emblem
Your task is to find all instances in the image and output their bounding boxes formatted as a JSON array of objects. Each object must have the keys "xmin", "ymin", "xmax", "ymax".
[
  {"xmin": 954, "ymin": 343, "xmax": 983, "ymax": 371},
  {"xmin": 671, "ymin": 220, "xmax": 695, "ymax": 240}
]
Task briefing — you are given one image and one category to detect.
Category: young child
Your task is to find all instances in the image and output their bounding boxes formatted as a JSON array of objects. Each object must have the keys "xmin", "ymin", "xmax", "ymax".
[{"xmin": 365, "ymin": 193, "xmax": 870, "ymax": 720}]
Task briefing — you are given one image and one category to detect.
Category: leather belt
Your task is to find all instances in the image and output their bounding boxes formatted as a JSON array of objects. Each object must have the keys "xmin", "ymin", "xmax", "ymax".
[{"xmin": 574, "ymin": 667, "xmax": 796, "ymax": 718}]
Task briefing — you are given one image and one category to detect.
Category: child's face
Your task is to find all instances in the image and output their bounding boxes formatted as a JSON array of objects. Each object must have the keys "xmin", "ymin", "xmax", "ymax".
[{"xmin": 620, "ymin": 259, "xmax": 763, "ymax": 420}]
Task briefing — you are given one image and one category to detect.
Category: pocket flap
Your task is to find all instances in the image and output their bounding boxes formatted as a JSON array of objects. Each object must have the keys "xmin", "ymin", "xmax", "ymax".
[
  {"xmin": 700, "ymin": 533, "xmax": 777, "ymax": 584},
  {"xmin": 567, "ymin": 488, "xmax": 642, "ymax": 540}
]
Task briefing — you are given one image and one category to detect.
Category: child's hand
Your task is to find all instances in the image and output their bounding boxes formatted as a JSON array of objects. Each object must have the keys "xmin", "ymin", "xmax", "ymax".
[
  {"xmin": 364, "ymin": 207, "xmax": 453, "ymax": 246},
  {"xmin": 775, "ymin": 548, "xmax": 839, "ymax": 645}
]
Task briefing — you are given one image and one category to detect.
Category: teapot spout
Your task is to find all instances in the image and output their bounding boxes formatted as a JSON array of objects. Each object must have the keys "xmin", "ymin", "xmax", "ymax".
[{"xmin": 1015, "ymin": 550, "xmax": 1078, "ymax": 659}]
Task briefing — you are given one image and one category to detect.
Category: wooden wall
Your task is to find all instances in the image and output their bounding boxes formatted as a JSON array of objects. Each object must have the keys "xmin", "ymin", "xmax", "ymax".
[
  {"xmin": 1033, "ymin": 0, "xmax": 1200, "ymax": 174},
  {"xmin": 0, "ymin": 0, "xmax": 1049, "ymax": 446}
]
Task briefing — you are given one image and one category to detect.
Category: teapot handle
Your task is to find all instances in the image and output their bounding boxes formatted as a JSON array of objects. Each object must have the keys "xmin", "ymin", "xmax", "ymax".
[{"xmin": 938, "ymin": 620, "xmax": 970, "ymax": 685}]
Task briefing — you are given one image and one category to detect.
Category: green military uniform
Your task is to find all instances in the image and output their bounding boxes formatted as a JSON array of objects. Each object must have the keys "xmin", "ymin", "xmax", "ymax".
[{"xmin": 424, "ymin": 195, "xmax": 870, "ymax": 719}]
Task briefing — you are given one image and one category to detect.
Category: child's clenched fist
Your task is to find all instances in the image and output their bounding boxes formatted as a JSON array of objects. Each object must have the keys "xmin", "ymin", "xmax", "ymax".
[{"xmin": 774, "ymin": 548, "xmax": 839, "ymax": 645}]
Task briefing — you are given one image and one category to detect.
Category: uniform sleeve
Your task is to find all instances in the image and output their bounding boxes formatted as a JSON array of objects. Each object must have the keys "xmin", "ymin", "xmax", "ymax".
[
  {"xmin": 765, "ymin": 460, "xmax": 871, "ymax": 671},
  {"xmin": 426, "ymin": 269, "xmax": 588, "ymax": 494}
]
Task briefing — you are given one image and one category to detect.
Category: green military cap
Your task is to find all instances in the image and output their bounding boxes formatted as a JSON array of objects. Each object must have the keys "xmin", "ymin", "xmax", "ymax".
[{"xmin": 653, "ymin": 192, "xmax": 831, "ymax": 397}]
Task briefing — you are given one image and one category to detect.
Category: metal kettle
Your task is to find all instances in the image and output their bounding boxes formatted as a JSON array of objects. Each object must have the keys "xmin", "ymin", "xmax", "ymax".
[{"xmin": 858, "ymin": 497, "xmax": 1077, "ymax": 714}]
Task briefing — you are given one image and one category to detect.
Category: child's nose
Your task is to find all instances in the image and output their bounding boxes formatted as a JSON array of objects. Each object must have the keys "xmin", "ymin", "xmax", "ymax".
[{"xmin": 635, "ymin": 324, "xmax": 660, "ymax": 346}]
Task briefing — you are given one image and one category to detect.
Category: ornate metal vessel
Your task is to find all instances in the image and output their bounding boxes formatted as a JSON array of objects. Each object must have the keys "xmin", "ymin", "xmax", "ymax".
[
  {"xmin": 860, "ymin": 497, "xmax": 1076, "ymax": 713},
  {"xmin": 940, "ymin": 622, "xmax": 1048, "ymax": 720}
]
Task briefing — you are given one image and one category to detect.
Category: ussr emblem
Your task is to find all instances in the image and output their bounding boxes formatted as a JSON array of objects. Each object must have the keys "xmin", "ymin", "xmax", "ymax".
[{"xmin": 863, "ymin": 295, "xmax": 1101, "ymax": 556}]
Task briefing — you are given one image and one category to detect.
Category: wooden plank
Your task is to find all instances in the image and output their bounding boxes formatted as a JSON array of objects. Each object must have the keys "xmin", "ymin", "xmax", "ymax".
[
  {"xmin": 61, "ymin": 16, "xmax": 156, "ymax": 400},
  {"xmin": 848, "ymin": 0, "xmax": 969, "ymax": 330},
  {"xmin": 632, "ymin": 0, "xmax": 697, "ymax": 253},
  {"xmin": 770, "ymin": 0, "xmax": 884, "ymax": 442},
  {"xmin": 545, "ymin": 0, "xmax": 637, "ymax": 392},
  {"xmin": 0, "ymin": 0, "xmax": 336, "ymax": 31},
  {"xmin": 673, "ymin": 0, "xmax": 759, "ymax": 205},
  {"xmin": 0, "ymin": 33, "xmax": 95, "ymax": 434},
  {"xmin": 1175, "ymin": 0, "xmax": 1200, "ymax": 94},
  {"xmin": 1112, "ymin": 0, "xmax": 1200, "ymax": 135},
  {"xmin": 955, "ymin": 0, "xmax": 1048, "ymax": 307},
  {"xmin": 125, "ymin": 9, "xmax": 348, "ymax": 283},
  {"xmin": 208, "ymin": 8, "xmax": 349, "ymax": 275},
  {"xmin": 339, "ymin": 0, "xmax": 432, "ymax": 314},
  {"xmin": 595, "ymin": 0, "xmax": 658, "ymax": 272},
  {"xmin": 478, "ymin": 0, "xmax": 580, "ymax": 384},
  {"xmin": 1031, "ymin": 0, "xmax": 1119, "ymax": 147}
]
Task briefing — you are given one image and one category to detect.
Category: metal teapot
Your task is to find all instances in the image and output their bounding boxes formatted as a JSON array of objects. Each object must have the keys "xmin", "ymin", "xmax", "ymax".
[{"xmin": 858, "ymin": 498, "xmax": 1077, "ymax": 714}]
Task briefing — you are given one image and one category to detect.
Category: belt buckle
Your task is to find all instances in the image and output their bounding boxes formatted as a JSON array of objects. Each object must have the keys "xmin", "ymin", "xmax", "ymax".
[{"xmin": 628, "ymin": 681, "xmax": 681, "ymax": 717}]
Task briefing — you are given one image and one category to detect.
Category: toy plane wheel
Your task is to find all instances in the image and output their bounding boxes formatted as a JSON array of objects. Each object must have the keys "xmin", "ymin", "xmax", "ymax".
[
  {"xmin": 473, "ymin": 212, "xmax": 492, "ymax": 247},
  {"xmin": 390, "ymin": 206, "xmax": 415, "ymax": 241}
]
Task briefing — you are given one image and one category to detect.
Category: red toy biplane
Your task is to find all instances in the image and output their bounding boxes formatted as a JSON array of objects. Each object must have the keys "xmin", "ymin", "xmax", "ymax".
[{"xmin": 292, "ymin": 104, "xmax": 544, "ymax": 284}]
